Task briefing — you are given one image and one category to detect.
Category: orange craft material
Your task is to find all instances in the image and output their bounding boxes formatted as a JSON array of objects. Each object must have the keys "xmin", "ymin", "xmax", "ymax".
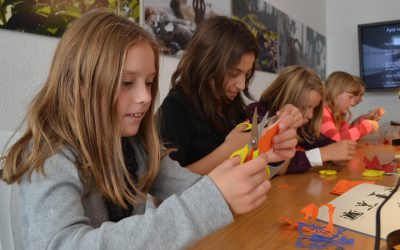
[
  {"xmin": 330, "ymin": 179, "xmax": 375, "ymax": 195},
  {"xmin": 281, "ymin": 203, "xmax": 335, "ymax": 234},
  {"xmin": 258, "ymin": 122, "xmax": 279, "ymax": 153}
]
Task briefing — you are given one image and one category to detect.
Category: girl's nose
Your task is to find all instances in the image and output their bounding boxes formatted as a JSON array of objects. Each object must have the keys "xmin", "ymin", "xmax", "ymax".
[
  {"xmin": 235, "ymin": 75, "xmax": 246, "ymax": 91},
  {"xmin": 135, "ymin": 82, "xmax": 152, "ymax": 104},
  {"xmin": 305, "ymin": 109, "xmax": 313, "ymax": 120}
]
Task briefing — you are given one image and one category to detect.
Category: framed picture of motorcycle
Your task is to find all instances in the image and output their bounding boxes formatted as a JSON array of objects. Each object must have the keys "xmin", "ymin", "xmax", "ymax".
[
  {"xmin": 0, "ymin": 0, "xmax": 139, "ymax": 37},
  {"xmin": 143, "ymin": 0, "xmax": 231, "ymax": 56}
]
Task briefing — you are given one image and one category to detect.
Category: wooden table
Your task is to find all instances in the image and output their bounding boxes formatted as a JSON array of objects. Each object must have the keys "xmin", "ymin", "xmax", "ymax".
[{"xmin": 189, "ymin": 140, "xmax": 400, "ymax": 250}]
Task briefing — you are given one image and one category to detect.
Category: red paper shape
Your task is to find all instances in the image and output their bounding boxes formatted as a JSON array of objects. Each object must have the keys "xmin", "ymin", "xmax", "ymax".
[{"xmin": 364, "ymin": 155, "xmax": 381, "ymax": 169}]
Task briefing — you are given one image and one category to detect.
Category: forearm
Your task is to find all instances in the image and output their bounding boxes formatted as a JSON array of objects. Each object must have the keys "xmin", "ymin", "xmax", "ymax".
[
  {"xmin": 276, "ymin": 159, "xmax": 290, "ymax": 175},
  {"xmin": 187, "ymin": 142, "xmax": 240, "ymax": 175}
]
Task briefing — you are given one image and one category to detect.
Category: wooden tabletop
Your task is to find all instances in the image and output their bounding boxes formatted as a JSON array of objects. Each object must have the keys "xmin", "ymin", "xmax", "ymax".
[{"xmin": 189, "ymin": 140, "xmax": 400, "ymax": 250}]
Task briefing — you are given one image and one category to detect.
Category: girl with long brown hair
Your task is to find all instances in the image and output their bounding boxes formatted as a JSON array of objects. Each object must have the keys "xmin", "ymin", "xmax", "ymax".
[
  {"xmin": 158, "ymin": 16, "xmax": 303, "ymax": 175},
  {"xmin": 1, "ymin": 10, "xmax": 273, "ymax": 249}
]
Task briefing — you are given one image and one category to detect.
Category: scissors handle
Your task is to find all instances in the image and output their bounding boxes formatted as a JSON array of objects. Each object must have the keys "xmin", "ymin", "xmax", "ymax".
[
  {"xmin": 229, "ymin": 144, "xmax": 250, "ymax": 164},
  {"xmin": 230, "ymin": 145, "xmax": 274, "ymax": 179},
  {"xmin": 229, "ymin": 145, "xmax": 261, "ymax": 164},
  {"xmin": 247, "ymin": 148, "xmax": 259, "ymax": 161},
  {"xmin": 236, "ymin": 121, "xmax": 252, "ymax": 132}
]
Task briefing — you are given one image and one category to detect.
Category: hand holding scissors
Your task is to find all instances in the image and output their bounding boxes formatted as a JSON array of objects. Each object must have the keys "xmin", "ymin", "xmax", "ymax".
[{"xmin": 230, "ymin": 108, "xmax": 280, "ymax": 177}]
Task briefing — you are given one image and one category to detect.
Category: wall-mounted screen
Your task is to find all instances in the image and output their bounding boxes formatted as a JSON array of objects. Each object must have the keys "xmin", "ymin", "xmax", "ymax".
[{"xmin": 358, "ymin": 20, "xmax": 400, "ymax": 90}]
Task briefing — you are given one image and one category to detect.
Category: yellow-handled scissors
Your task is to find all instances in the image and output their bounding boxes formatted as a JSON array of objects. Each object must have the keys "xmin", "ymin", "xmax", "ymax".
[
  {"xmin": 230, "ymin": 109, "xmax": 280, "ymax": 178},
  {"xmin": 230, "ymin": 108, "xmax": 269, "ymax": 164}
]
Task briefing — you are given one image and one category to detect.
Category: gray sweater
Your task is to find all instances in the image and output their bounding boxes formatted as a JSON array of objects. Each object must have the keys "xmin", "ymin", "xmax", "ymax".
[{"xmin": 10, "ymin": 137, "xmax": 233, "ymax": 249}]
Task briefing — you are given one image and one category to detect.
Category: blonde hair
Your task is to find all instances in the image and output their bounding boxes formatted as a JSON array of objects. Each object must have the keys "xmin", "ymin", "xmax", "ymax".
[
  {"xmin": 259, "ymin": 65, "xmax": 324, "ymax": 143},
  {"xmin": 325, "ymin": 71, "xmax": 364, "ymax": 128},
  {"xmin": 353, "ymin": 75, "xmax": 366, "ymax": 96},
  {"xmin": 1, "ymin": 9, "xmax": 161, "ymax": 208}
]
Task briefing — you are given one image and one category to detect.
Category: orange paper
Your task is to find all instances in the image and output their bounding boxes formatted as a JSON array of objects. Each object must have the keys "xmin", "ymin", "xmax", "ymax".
[
  {"xmin": 330, "ymin": 179, "xmax": 375, "ymax": 195},
  {"xmin": 320, "ymin": 204, "xmax": 335, "ymax": 233},
  {"xmin": 258, "ymin": 122, "xmax": 279, "ymax": 153},
  {"xmin": 301, "ymin": 203, "xmax": 319, "ymax": 222},
  {"xmin": 281, "ymin": 203, "xmax": 336, "ymax": 234}
]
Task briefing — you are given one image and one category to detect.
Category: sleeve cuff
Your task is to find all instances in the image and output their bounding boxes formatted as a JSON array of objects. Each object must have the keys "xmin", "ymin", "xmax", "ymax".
[{"xmin": 305, "ymin": 148, "xmax": 323, "ymax": 167}]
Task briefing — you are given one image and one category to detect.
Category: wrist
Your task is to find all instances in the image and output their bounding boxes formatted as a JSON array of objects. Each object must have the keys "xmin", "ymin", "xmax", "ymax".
[{"xmin": 320, "ymin": 146, "xmax": 331, "ymax": 162}]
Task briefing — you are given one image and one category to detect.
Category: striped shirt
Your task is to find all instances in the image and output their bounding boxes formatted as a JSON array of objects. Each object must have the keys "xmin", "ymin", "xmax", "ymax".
[{"xmin": 321, "ymin": 106, "xmax": 372, "ymax": 141}]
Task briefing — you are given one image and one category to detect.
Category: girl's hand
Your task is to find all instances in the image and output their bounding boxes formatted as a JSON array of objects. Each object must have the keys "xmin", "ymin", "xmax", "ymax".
[
  {"xmin": 265, "ymin": 127, "xmax": 298, "ymax": 162},
  {"xmin": 368, "ymin": 108, "xmax": 384, "ymax": 121},
  {"xmin": 276, "ymin": 104, "xmax": 304, "ymax": 130},
  {"xmin": 366, "ymin": 119, "xmax": 379, "ymax": 132},
  {"xmin": 209, "ymin": 154, "xmax": 271, "ymax": 215},
  {"xmin": 320, "ymin": 140, "xmax": 356, "ymax": 162},
  {"xmin": 224, "ymin": 123, "xmax": 251, "ymax": 150}
]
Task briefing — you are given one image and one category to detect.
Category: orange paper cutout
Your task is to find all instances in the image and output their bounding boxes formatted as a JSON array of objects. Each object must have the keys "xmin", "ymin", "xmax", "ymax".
[
  {"xmin": 320, "ymin": 204, "xmax": 335, "ymax": 233},
  {"xmin": 281, "ymin": 203, "xmax": 336, "ymax": 234},
  {"xmin": 258, "ymin": 122, "xmax": 279, "ymax": 153},
  {"xmin": 330, "ymin": 179, "xmax": 375, "ymax": 195},
  {"xmin": 280, "ymin": 216, "xmax": 312, "ymax": 232},
  {"xmin": 301, "ymin": 203, "xmax": 319, "ymax": 222}
]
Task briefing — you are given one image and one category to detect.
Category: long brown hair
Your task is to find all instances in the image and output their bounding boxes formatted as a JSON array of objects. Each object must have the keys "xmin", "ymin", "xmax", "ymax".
[
  {"xmin": 259, "ymin": 65, "xmax": 324, "ymax": 143},
  {"xmin": 170, "ymin": 16, "xmax": 259, "ymax": 133},
  {"xmin": 325, "ymin": 71, "xmax": 363, "ymax": 128},
  {"xmin": 1, "ymin": 9, "xmax": 161, "ymax": 208}
]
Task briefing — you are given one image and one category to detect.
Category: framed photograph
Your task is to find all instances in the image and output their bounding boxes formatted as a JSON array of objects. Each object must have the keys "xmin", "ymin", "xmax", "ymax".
[
  {"xmin": 0, "ymin": 0, "xmax": 139, "ymax": 37},
  {"xmin": 233, "ymin": 0, "xmax": 279, "ymax": 73},
  {"xmin": 144, "ymin": 0, "xmax": 231, "ymax": 56}
]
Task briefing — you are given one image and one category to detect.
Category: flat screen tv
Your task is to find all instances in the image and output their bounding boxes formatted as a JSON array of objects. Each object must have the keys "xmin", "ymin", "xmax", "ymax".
[{"xmin": 358, "ymin": 20, "xmax": 400, "ymax": 90}]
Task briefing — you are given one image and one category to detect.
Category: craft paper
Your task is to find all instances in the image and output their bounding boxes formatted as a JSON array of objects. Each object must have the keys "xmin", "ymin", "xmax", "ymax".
[{"xmin": 318, "ymin": 183, "xmax": 400, "ymax": 239}]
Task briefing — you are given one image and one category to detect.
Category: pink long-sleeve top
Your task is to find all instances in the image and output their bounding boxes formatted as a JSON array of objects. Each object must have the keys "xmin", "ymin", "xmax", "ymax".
[{"xmin": 321, "ymin": 106, "xmax": 373, "ymax": 141}]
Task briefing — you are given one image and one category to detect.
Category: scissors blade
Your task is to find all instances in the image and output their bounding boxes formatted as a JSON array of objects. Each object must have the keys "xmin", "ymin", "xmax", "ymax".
[
  {"xmin": 249, "ymin": 108, "xmax": 259, "ymax": 150},
  {"xmin": 257, "ymin": 111, "xmax": 269, "ymax": 139},
  {"xmin": 267, "ymin": 115, "xmax": 279, "ymax": 127}
]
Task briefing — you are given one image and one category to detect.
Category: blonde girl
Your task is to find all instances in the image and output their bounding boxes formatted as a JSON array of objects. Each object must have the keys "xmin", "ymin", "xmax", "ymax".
[
  {"xmin": 1, "ymin": 10, "xmax": 272, "ymax": 249},
  {"xmin": 322, "ymin": 71, "xmax": 378, "ymax": 141},
  {"xmin": 351, "ymin": 76, "xmax": 384, "ymax": 125},
  {"xmin": 248, "ymin": 66, "xmax": 356, "ymax": 174}
]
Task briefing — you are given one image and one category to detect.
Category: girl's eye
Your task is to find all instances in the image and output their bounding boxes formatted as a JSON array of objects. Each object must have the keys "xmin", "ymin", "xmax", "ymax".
[
  {"xmin": 146, "ymin": 81, "xmax": 153, "ymax": 87},
  {"xmin": 228, "ymin": 70, "xmax": 239, "ymax": 77},
  {"xmin": 122, "ymin": 80, "xmax": 134, "ymax": 87}
]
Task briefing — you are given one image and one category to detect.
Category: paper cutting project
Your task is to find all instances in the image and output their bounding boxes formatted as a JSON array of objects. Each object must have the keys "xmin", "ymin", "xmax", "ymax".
[
  {"xmin": 281, "ymin": 203, "xmax": 354, "ymax": 249},
  {"xmin": 364, "ymin": 156, "xmax": 400, "ymax": 173},
  {"xmin": 258, "ymin": 121, "xmax": 279, "ymax": 153},
  {"xmin": 318, "ymin": 183, "xmax": 400, "ymax": 239}
]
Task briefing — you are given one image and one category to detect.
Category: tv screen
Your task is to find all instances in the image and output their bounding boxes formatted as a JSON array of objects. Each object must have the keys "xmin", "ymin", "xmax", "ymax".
[{"xmin": 358, "ymin": 20, "xmax": 400, "ymax": 90}]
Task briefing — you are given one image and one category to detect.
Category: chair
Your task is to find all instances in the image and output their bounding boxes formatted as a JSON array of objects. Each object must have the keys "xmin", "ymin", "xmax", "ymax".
[{"xmin": 0, "ymin": 131, "xmax": 17, "ymax": 250}]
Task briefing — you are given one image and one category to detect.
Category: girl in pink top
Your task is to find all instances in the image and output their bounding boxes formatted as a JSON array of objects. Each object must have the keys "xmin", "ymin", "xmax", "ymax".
[{"xmin": 321, "ymin": 71, "xmax": 379, "ymax": 141}]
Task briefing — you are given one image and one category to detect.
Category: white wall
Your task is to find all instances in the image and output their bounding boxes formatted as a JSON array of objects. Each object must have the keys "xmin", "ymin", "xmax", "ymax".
[
  {"xmin": 326, "ymin": 0, "xmax": 400, "ymax": 123},
  {"xmin": 0, "ymin": 0, "xmax": 326, "ymax": 133}
]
